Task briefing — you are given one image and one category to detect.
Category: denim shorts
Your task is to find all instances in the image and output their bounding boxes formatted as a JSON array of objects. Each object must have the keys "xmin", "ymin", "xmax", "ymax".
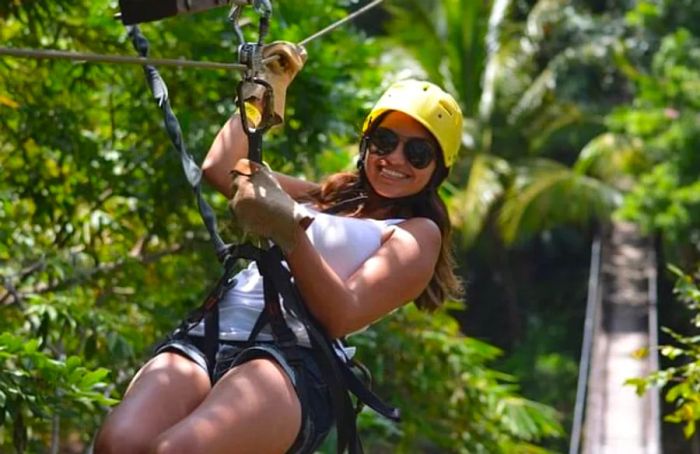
[{"xmin": 155, "ymin": 335, "xmax": 334, "ymax": 453}]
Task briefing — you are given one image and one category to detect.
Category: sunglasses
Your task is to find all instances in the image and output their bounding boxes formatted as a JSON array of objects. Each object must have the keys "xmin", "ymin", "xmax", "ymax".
[{"xmin": 367, "ymin": 127, "xmax": 437, "ymax": 170}]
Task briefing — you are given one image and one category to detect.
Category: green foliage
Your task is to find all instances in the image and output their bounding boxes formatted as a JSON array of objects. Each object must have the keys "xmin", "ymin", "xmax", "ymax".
[
  {"xmin": 349, "ymin": 304, "xmax": 564, "ymax": 453},
  {"xmin": 0, "ymin": 1, "xmax": 565, "ymax": 452},
  {"xmin": 385, "ymin": 3, "xmax": 699, "ymax": 452},
  {"xmin": 0, "ymin": 0, "xmax": 384, "ymax": 450},
  {"xmin": 448, "ymin": 153, "xmax": 510, "ymax": 247},
  {"xmin": 0, "ymin": 331, "xmax": 115, "ymax": 453},
  {"xmin": 384, "ymin": 0, "xmax": 490, "ymax": 118},
  {"xmin": 627, "ymin": 266, "xmax": 700, "ymax": 440},
  {"xmin": 608, "ymin": 28, "xmax": 700, "ymax": 261},
  {"xmin": 499, "ymin": 158, "xmax": 620, "ymax": 245}
]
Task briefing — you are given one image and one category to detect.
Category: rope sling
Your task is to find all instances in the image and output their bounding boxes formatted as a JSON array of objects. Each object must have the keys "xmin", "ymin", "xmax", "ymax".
[{"xmin": 122, "ymin": 2, "xmax": 398, "ymax": 453}]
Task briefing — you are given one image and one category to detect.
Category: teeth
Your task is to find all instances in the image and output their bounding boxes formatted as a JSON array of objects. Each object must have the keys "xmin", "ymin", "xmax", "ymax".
[{"xmin": 381, "ymin": 168, "xmax": 407, "ymax": 179}]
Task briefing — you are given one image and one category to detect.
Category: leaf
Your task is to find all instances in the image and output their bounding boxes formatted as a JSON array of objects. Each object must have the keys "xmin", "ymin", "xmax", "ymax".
[
  {"xmin": 684, "ymin": 418, "xmax": 696, "ymax": 439},
  {"xmin": 79, "ymin": 369, "xmax": 110, "ymax": 389},
  {"xmin": 498, "ymin": 158, "xmax": 620, "ymax": 244},
  {"xmin": 0, "ymin": 94, "xmax": 19, "ymax": 108},
  {"xmin": 22, "ymin": 339, "xmax": 39, "ymax": 354},
  {"xmin": 661, "ymin": 345, "xmax": 685, "ymax": 360},
  {"xmin": 624, "ymin": 377, "xmax": 648, "ymax": 396},
  {"xmin": 632, "ymin": 347, "xmax": 649, "ymax": 359},
  {"xmin": 449, "ymin": 153, "xmax": 510, "ymax": 246}
]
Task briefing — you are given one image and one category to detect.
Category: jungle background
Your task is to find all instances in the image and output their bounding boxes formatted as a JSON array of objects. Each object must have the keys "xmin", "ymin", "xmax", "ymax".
[{"xmin": 1, "ymin": 0, "xmax": 700, "ymax": 453}]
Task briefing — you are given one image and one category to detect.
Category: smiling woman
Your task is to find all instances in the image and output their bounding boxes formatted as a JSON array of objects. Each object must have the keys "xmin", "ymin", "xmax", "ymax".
[
  {"xmin": 363, "ymin": 111, "xmax": 438, "ymax": 199},
  {"xmin": 96, "ymin": 68, "xmax": 465, "ymax": 453}
]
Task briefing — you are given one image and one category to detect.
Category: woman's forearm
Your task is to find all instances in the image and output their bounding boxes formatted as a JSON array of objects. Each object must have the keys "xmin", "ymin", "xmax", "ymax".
[
  {"xmin": 202, "ymin": 115, "xmax": 249, "ymax": 199},
  {"xmin": 203, "ymin": 115, "xmax": 319, "ymax": 199}
]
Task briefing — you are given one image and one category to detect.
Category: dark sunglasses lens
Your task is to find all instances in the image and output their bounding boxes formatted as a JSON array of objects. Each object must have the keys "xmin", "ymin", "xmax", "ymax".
[
  {"xmin": 405, "ymin": 139, "xmax": 435, "ymax": 169},
  {"xmin": 370, "ymin": 128, "xmax": 399, "ymax": 155}
]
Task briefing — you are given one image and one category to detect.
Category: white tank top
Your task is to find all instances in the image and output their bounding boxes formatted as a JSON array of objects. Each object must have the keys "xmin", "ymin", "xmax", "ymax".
[{"xmin": 189, "ymin": 206, "xmax": 404, "ymax": 346}]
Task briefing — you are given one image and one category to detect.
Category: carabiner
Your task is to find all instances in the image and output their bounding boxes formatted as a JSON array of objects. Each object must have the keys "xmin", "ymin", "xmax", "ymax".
[{"xmin": 236, "ymin": 78, "xmax": 275, "ymax": 163}]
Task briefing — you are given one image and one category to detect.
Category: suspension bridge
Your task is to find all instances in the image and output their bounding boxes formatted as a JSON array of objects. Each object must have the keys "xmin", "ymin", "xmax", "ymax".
[{"xmin": 571, "ymin": 221, "xmax": 661, "ymax": 454}]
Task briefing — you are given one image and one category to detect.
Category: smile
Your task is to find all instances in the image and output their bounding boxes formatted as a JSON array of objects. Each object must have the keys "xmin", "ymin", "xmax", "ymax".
[{"xmin": 379, "ymin": 167, "xmax": 409, "ymax": 180}]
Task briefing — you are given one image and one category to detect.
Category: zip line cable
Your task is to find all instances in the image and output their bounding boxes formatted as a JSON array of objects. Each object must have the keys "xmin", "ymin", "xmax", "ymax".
[
  {"xmin": 298, "ymin": 0, "xmax": 384, "ymax": 46},
  {"xmin": 0, "ymin": 0, "xmax": 385, "ymax": 70},
  {"xmin": 0, "ymin": 47, "xmax": 250, "ymax": 71}
]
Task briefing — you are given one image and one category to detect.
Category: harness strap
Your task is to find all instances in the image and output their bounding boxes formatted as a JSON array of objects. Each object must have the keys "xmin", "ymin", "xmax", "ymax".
[
  {"xmin": 252, "ymin": 247, "xmax": 354, "ymax": 452},
  {"xmin": 340, "ymin": 357, "xmax": 400, "ymax": 421},
  {"xmin": 253, "ymin": 265, "xmax": 298, "ymax": 347},
  {"xmin": 203, "ymin": 304, "xmax": 220, "ymax": 378},
  {"xmin": 259, "ymin": 247, "xmax": 400, "ymax": 453}
]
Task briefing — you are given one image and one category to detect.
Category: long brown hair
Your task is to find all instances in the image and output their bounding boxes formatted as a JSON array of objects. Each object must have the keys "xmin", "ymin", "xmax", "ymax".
[{"xmin": 305, "ymin": 163, "xmax": 463, "ymax": 311}]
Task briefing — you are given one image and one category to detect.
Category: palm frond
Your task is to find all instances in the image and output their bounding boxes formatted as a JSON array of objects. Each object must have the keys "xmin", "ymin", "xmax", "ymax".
[
  {"xmin": 386, "ymin": 0, "xmax": 493, "ymax": 116},
  {"xmin": 479, "ymin": 0, "xmax": 514, "ymax": 122},
  {"xmin": 385, "ymin": 0, "xmax": 448, "ymax": 86},
  {"xmin": 575, "ymin": 132, "xmax": 650, "ymax": 189},
  {"xmin": 499, "ymin": 158, "xmax": 621, "ymax": 244},
  {"xmin": 508, "ymin": 67, "xmax": 556, "ymax": 125},
  {"xmin": 449, "ymin": 154, "xmax": 511, "ymax": 247}
]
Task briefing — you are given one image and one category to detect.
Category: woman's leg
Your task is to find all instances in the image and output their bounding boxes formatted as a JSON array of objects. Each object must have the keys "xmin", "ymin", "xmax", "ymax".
[
  {"xmin": 151, "ymin": 358, "xmax": 302, "ymax": 454},
  {"xmin": 94, "ymin": 352, "xmax": 211, "ymax": 454}
]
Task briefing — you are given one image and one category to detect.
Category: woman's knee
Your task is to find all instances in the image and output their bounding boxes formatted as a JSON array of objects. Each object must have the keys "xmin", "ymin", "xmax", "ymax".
[
  {"xmin": 148, "ymin": 359, "xmax": 303, "ymax": 454},
  {"xmin": 94, "ymin": 353, "xmax": 211, "ymax": 454},
  {"xmin": 94, "ymin": 414, "xmax": 154, "ymax": 454},
  {"xmin": 150, "ymin": 430, "xmax": 203, "ymax": 454}
]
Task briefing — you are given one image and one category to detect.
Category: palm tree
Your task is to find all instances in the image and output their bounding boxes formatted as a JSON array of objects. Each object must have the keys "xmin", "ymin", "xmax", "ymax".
[{"xmin": 383, "ymin": 1, "xmax": 664, "ymax": 449}]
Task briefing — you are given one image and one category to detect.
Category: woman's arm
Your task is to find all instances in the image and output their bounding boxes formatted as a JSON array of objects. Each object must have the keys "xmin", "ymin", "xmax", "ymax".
[
  {"xmin": 202, "ymin": 115, "xmax": 318, "ymax": 199},
  {"xmin": 285, "ymin": 217, "xmax": 442, "ymax": 338}
]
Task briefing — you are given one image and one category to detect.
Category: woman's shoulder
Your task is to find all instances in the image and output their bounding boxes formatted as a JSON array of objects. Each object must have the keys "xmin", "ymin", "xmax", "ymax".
[{"xmin": 393, "ymin": 217, "xmax": 441, "ymax": 246}]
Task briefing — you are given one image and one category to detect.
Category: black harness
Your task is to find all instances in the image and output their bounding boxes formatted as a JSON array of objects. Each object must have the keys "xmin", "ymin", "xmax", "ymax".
[{"xmin": 126, "ymin": 8, "xmax": 399, "ymax": 452}]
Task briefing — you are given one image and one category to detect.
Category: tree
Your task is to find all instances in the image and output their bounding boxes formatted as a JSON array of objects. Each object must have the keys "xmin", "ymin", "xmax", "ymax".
[{"xmin": 0, "ymin": 1, "xmax": 381, "ymax": 450}]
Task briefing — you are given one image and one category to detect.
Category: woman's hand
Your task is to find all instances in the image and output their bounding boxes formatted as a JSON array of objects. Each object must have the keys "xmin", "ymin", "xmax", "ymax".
[
  {"xmin": 240, "ymin": 41, "xmax": 307, "ymax": 125},
  {"xmin": 229, "ymin": 159, "xmax": 314, "ymax": 252}
]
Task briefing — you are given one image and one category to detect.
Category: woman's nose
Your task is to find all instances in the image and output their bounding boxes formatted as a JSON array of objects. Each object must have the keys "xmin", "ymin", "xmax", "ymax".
[{"xmin": 382, "ymin": 141, "xmax": 406, "ymax": 164}]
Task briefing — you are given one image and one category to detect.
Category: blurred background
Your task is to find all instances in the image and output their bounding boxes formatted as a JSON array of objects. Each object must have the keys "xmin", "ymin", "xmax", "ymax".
[{"xmin": 1, "ymin": 0, "xmax": 700, "ymax": 452}]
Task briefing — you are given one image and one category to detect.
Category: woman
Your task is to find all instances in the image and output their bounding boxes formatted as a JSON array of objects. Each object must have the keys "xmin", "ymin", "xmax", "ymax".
[{"xmin": 95, "ymin": 43, "xmax": 463, "ymax": 454}]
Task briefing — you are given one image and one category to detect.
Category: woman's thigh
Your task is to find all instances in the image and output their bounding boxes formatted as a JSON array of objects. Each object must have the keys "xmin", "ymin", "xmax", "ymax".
[
  {"xmin": 152, "ymin": 357, "xmax": 302, "ymax": 454},
  {"xmin": 95, "ymin": 352, "xmax": 211, "ymax": 453}
]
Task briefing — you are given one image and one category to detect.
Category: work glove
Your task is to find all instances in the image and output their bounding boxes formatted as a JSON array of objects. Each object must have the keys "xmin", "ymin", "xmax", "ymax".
[
  {"xmin": 229, "ymin": 159, "xmax": 314, "ymax": 253},
  {"xmin": 240, "ymin": 41, "xmax": 307, "ymax": 126}
]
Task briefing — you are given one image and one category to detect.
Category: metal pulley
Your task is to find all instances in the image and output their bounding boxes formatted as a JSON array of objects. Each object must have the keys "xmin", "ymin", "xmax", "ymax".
[
  {"xmin": 229, "ymin": 0, "xmax": 276, "ymax": 163},
  {"xmin": 229, "ymin": 0, "xmax": 272, "ymax": 76}
]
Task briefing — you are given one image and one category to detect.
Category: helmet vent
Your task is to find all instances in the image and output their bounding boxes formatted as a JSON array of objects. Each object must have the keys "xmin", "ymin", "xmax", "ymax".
[{"xmin": 439, "ymin": 100, "xmax": 455, "ymax": 117}]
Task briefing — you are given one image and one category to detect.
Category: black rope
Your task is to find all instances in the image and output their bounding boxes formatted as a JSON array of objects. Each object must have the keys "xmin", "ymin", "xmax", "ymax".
[{"xmin": 127, "ymin": 25, "xmax": 231, "ymax": 262}]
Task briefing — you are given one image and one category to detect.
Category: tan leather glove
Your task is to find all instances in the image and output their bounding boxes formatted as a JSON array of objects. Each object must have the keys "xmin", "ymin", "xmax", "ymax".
[
  {"xmin": 240, "ymin": 41, "xmax": 307, "ymax": 126},
  {"xmin": 229, "ymin": 159, "xmax": 313, "ymax": 253}
]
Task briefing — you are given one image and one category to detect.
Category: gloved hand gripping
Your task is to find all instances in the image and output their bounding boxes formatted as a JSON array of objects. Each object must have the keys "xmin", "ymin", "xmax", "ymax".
[
  {"xmin": 240, "ymin": 41, "xmax": 307, "ymax": 126},
  {"xmin": 229, "ymin": 159, "xmax": 313, "ymax": 253}
]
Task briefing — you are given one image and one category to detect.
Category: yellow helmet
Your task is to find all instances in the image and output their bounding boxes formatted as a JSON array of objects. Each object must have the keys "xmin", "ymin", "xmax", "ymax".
[{"xmin": 362, "ymin": 80, "xmax": 463, "ymax": 167}]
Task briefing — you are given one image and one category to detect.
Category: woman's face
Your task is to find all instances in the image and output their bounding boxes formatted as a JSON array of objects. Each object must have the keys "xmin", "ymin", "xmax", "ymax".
[{"xmin": 364, "ymin": 111, "xmax": 438, "ymax": 199}]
